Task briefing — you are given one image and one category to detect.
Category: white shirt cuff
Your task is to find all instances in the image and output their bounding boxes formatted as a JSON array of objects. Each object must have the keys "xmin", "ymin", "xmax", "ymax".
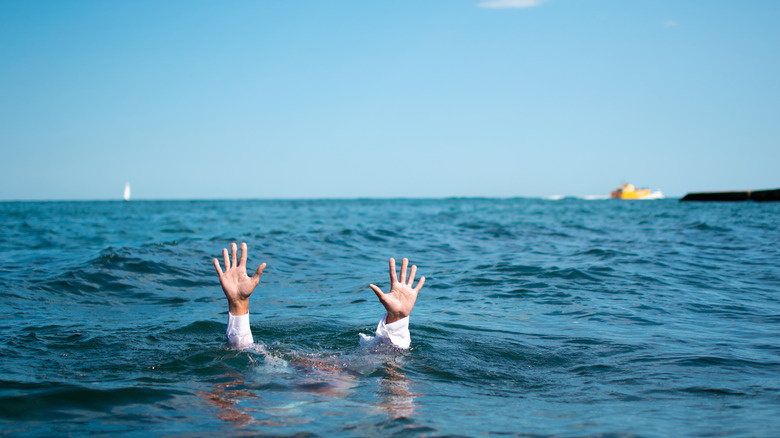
[
  {"xmin": 372, "ymin": 313, "xmax": 411, "ymax": 349},
  {"xmin": 226, "ymin": 312, "xmax": 254, "ymax": 348}
]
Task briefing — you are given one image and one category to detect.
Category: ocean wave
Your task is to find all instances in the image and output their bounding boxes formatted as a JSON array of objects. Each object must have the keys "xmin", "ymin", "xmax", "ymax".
[{"xmin": 2, "ymin": 199, "xmax": 779, "ymax": 436}]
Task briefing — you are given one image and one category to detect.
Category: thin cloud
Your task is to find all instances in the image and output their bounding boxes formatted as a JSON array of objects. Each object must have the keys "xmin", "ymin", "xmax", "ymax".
[
  {"xmin": 477, "ymin": 0, "xmax": 549, "ymax": 9},
  {"xmin": 663, "ymin": 20, "xmax": 679, "ymax": 27}
]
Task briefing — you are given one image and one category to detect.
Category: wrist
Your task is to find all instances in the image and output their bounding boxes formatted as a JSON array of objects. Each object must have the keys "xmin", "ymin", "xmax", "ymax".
[
  {"xmin": 385, "ymin": 311, "xmax": 408, "ymax": 324},
  {"xmin": 228, "ymin": 299, "xmax": 249, "ymax": 316}
]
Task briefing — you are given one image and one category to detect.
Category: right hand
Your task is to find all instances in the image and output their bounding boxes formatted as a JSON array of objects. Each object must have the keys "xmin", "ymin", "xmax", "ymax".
[{"xmin": 369, "ymin": 258, "xmax": 425, "ymax": 324}]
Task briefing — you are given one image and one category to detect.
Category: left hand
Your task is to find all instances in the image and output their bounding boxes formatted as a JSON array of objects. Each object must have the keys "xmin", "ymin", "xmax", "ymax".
[{"xmin": 212, "ymin": 242, "xmax": 266, "ymax": 315}]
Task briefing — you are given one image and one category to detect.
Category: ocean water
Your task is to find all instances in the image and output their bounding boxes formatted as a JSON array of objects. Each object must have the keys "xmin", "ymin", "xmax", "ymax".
[{"xmin": 0, "ymin": 198, "xmax": 778, "ymax": 437}]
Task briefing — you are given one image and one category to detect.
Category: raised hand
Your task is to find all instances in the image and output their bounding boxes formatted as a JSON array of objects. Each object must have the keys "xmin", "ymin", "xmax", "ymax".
[
  {"xmin": 212, "ymin": 242, "xmax": 266, "ymax": 316},
  {"xmin": 369, "ymin": 258, "xmax": 425, "ymax": 324}
]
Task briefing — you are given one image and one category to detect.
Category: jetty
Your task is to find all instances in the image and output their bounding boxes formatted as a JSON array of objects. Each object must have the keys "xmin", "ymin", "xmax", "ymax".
[{"xmin": 680, "ymin": 188, "xmax": 780, "ymax": 202}]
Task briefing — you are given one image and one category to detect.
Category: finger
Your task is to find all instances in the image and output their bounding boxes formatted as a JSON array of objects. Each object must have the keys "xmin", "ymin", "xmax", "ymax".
[
  {"xmin": 240, "ymin": 242, "xmax": 248, "ymax": 268},
  {"xmin": 231, "ymin": 242, "xmax": 238, "ymax": 269},
  {"xmin": 223, "ymin": 248, "xmax": 230, "ymax": 270},
  {"xmin": 400, "ymin": 258, "xmax": 408, "ymax": 284},
  {"xmin": 213, "ymin": 258, "xmax": 224, "ymax": 276},
  {"xmin": 389, "ymin": 258, "xmax": 398, "ymax": 284},
  {"xmin": 369, "ymin": 284, "xmax": 385, "ymax": 301},
  {"xmin": 414, "ymin": 276, "xmax": 425, "ymax": 293},
  {"xmin": 407, "ymin": 265, "xmax": 417, "ymax": 287},
  {"xmin": 251, "ymin": 263, "xmax": 266, "ymax": 285}
]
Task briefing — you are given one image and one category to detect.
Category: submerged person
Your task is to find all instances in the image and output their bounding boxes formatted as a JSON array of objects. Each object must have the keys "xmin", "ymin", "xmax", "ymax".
[{"xmin": 212, "ymin": 242, "xmax": 426, "ymax": 350}]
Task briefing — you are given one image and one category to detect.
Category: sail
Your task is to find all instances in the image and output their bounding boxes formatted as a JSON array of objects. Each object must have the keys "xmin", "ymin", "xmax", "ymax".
[{"xmin": 123, "ymin": 183, "xmax": 131, "ymax": 201}]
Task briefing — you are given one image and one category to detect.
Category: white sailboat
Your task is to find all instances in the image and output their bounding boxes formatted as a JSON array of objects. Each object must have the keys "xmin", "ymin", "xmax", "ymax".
[{"xmin": 123, "ymin": 182, "xmax": 131, "ymax": 201}]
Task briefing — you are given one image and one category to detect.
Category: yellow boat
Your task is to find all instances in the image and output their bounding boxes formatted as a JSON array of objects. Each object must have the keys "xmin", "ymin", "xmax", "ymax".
[{"xmin": 611, "ymin": 183, "xmax": 664, "ymax": 200}]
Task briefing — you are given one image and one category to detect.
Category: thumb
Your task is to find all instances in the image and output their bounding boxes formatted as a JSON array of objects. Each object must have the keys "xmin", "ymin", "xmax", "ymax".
[
  {"xmin": 369, "ymin": 284, "xmax": 385, "ymax": 301},
  {"xmin": 251, "ymin": 263, "xmax": 266, "ymax": 285}
]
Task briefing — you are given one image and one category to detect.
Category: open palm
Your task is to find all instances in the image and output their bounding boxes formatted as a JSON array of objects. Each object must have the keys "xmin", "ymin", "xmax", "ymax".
[
  {"xmin": 369, "ymin": 258, "xmax": 425, "ymax": 324},
  {"xmin": 212, "ymin": 242, "xmax": 265, "ymax": 315}
]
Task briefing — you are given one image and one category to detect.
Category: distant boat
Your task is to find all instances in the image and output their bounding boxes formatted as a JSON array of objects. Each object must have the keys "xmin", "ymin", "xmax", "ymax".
[
  {"xmin": 610, "ymin": 183, "xmax": 663, "ymax": 200},
  {"xmin": 123, "ymin": 182, "xmax": 131, "ymax": 201}
]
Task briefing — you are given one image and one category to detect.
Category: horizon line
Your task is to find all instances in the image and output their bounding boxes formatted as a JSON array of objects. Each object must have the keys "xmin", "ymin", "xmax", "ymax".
[{"xmin": 0, "ymin": 195, "xmax": 679, "ymax": 202}]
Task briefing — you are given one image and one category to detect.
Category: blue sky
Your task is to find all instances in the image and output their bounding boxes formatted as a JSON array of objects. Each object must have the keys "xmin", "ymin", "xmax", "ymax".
[{"xmin": 1, "ymin": 0, "xmax": 778, "ymax": 200}]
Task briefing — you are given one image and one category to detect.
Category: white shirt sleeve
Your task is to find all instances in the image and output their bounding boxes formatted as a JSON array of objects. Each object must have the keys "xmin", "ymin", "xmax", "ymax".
[
  {"xmin": 226, "ymin": 312, "xmax": 254, "ymax": 348},
  {"xmin": 359, "ymin": 313, "xmax": 411, "ymax": 349},
  {"xmin": 227, "ymin": 311, "xmax": 410, "ymax": 350}
]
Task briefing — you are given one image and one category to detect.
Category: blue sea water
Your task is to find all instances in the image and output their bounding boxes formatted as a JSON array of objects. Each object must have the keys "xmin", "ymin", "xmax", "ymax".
[{"xmin": 0, "ymin": 198, "xmax": 778, "ymax": 437}]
